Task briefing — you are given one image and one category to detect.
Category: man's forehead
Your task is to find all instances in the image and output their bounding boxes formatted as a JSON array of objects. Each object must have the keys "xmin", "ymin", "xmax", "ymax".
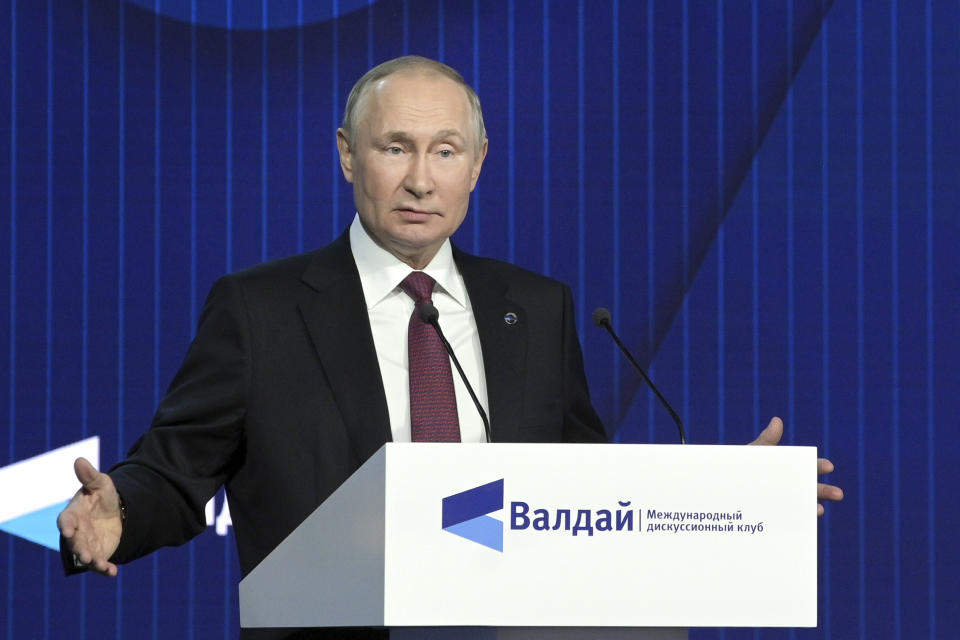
[
  {"xmin": 362, "ymin": 72, "xmax": 472, "ymax": 125},
  {"xmin": 371, "ymin": 69, "xmax": 465, "ymax": 96}
]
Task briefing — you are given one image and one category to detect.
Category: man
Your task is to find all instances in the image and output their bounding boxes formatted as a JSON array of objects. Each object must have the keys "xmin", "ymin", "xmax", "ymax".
[
  {"xmin": 58, "ymin": 55, "xmax": 842, "ymax": 621},
  {"xmin": 58, "ymin": 55, "xmax": 613, "ymax": 578}
]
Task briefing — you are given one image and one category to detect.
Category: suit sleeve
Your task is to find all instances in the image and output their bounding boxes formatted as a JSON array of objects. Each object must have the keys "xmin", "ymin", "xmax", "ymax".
[
  {"xmin": 559, "ymin": 284, "xmax": 609, "ymax": 444},
  {"xmin": 106, "ymin": 275, "xmax": 250, "ymax": 564}
]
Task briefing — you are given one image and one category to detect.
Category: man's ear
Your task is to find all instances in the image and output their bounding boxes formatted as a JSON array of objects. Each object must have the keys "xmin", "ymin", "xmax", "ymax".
[
  {"xmin": 336, "ymin": 128, "xmax": 354, "ymax": 183},
  {"xmin": 469, "ymin": 138, "xmax": 488, "ymax": 191}
]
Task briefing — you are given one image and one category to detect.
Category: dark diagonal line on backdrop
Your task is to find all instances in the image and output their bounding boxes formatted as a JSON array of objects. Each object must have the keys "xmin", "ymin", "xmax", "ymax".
[{"xmin": 616, "ymin": 0, "xmax": 835, "ymax": 432}]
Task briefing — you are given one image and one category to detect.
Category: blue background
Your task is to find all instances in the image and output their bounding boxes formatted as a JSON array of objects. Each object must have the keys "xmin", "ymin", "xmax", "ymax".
[{"xmin": 2, "ymin": 0, "xmax": 959, "ymax": 638}]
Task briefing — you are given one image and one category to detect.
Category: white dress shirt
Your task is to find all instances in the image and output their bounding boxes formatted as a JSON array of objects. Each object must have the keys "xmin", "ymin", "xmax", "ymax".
[{"xmin": 349, "ymin": 214, "xmax": 490, "ymax": 443}]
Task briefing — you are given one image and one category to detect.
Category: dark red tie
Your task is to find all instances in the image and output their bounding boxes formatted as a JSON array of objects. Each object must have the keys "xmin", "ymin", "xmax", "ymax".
[{"xmin": 399, "ymin": 272, "xmax": 461, "ymax": 442}]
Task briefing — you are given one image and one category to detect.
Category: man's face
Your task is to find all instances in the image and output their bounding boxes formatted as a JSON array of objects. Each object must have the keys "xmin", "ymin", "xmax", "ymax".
[{"xmin": 337, "ymin": 71, "xmax": 487, "ymax": 269}]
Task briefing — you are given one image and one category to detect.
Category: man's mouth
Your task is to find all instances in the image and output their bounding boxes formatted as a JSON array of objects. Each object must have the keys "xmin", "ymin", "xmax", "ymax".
[{"xmin": 396, "ymin": 207, "xmax": 439, "ymax": 219}]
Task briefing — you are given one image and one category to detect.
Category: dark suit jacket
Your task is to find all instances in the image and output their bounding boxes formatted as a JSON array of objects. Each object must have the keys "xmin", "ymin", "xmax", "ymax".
[{"xmin": 104, "ymin": 231, "xmax": 606, "ymax": 578}]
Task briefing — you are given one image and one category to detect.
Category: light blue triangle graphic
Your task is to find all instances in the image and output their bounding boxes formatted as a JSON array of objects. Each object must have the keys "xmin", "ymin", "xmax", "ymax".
[
  {"xmin": 443, "ymin": 514, "xmax": 502, "ymax": 552},
  {"xmin": 0, "ymin": 500, "xmax": 69, "ymax": 550}
]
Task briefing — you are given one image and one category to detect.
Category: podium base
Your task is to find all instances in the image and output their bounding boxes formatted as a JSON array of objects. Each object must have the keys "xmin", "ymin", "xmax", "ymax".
[{"xmin": 390, "ymin": 628, "xmax": 687, "ymax": 640}]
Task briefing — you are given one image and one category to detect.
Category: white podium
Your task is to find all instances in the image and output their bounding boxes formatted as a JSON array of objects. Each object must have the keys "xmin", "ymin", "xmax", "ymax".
[{"xmin": 240, "ymin": 443, "xmax": 817, "ymax": 638}]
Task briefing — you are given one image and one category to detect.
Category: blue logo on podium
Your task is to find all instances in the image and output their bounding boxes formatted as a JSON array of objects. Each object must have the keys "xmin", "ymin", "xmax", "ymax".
[{"xmin": 441, "ymin": 479, "xmax": 504, "ymax": 552}]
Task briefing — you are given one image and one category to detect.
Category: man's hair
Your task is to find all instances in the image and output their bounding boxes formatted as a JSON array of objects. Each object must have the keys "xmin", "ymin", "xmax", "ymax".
[{"xmin": 341, "ymin": 55, "xmax": 487, "ymax": 154}]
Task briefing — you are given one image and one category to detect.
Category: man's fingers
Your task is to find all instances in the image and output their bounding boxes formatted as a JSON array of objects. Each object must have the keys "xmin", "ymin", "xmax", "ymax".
[
  {"xmin": 748, "ymin": 416, "xmax": 784, "ymax": 446},
  {"xmin": 65, "ymin": 524, "xmax": 121, "ymax": 577},
  {"xmin": 745, "ymin": 425, "xmax": 843, "ymax": 517},
  {"xmin": 74, "ymin": 457, "xmax": 101, "ymax": 487},
  {"xmin": 816, "ymin": 476, "xmax": 844, "ymax": 518},
  {"xmin": 71, "ymin": 549, "xmax": 119, "ymax": 577},
  {"xmin": 817, "ymin": 457, "xmax": 835, "ymax": 475},
  {"xmin": 91, "ymin": 558, "xmax": 119, "ymax": 577},
  {"xmin": 816, "ymin": 456, "xmax": 843, "ymax": 516},
  {"xmin": 818, "ymin": 482, "xmax": 844, "ymax": 503},
  {"xmin": 57, "ymin": 509, "xmax": 77, "ymax": 537}
]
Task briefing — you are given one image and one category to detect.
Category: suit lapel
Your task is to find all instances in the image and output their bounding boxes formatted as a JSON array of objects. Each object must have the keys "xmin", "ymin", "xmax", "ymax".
[
  {"xmin": 298, "ymin": 233, "xmax": 392, "ymax": 464},
  {"xmin": 455, "ymin": 250, "xmax": 527, "ymax": 442},
  {"xmin": 294, "ymin": 236, "xmax": 528, "ymax": 450}
]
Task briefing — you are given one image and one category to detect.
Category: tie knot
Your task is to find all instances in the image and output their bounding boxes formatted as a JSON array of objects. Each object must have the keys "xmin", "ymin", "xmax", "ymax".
[{"xmin": 400, "ymin": 271, "xmax": 436, "ymax": 305}]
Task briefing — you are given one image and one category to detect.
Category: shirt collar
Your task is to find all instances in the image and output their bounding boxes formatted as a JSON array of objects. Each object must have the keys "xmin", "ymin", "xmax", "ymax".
[{"xmin": 349, "ymin": 214, "xmax": 467, "ymax": 309}]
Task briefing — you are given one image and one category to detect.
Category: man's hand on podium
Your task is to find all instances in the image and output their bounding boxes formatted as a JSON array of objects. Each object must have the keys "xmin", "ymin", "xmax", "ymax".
[
  {"xmin": 57, "ymin": 457, "xmax": 123, "ymax": 577},
  {"xmin": 749, "ymin": 416, "xmax": 844, "ymax": 517}
]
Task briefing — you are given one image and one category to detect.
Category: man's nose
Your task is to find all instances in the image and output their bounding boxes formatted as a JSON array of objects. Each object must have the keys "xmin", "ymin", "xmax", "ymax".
[{"xmin": 403, "ymin": 153, "xmax": 435, "ymax": 198}]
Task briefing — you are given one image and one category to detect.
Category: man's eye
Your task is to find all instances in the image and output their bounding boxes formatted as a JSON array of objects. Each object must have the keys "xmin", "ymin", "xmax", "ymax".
[
  {"xmin": 386, "ymin": 146, "xmax": 403, "ymax": 154},
  {"xmin": 438, "ymin": 149, "xmax": 453, "ymax": 158}
]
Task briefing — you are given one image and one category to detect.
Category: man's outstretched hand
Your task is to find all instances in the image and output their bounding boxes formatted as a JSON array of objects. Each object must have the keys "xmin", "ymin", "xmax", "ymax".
[
  {"xmin": 57, "ymin": 457, "xmax": 123, "ymax": 577},
  {"xmin": 749, "ymin": 417, "xmax": 844, "ymax": 517}
]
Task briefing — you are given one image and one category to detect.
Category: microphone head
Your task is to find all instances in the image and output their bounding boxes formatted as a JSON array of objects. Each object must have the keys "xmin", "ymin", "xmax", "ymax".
[
  {"xmin": 419, "ymin": 302, "xmax": 440, "ymax": 325},
  {"xmin": 592, "ymin": 307, "xmax": 612, "ymax": 328}
]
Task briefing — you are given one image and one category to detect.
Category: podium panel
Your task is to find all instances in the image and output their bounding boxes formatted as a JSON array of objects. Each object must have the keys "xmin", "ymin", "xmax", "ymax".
[
  {"xmin": 390, "ymin": 627, "xmax": 689, "ymax": 640},
  {"xmin": 240, "ymin": 443, "xmax": 816, "ymax": 631},
  {"xmin": 390, "ymin": 626, "xmax": 687, "ymax": 639}
]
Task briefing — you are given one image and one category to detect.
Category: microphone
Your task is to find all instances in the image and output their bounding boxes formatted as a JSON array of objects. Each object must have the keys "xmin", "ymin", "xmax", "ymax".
[
  {"xmin": 592, "ymin": 307, "xmax": 686, "ymax": 444},
  {"xmin": 419, "ymin": 302, "xmax": 493, "ymax": 443}
]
